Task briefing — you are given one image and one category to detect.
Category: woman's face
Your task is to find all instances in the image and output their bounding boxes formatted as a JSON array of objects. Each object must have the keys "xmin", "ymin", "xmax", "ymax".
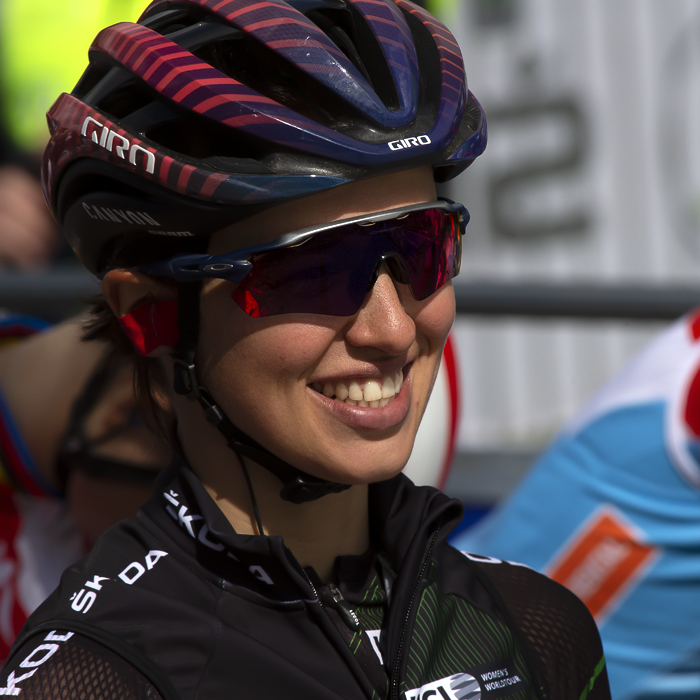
[{"xmin": 195, "ymin": 166, "xmax": 456, "ymax": 485}]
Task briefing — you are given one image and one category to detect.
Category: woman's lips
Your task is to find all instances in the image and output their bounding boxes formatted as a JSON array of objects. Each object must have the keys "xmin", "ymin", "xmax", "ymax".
[{"xmin": 308, "ymin": 367, "xmax": 411, "ymax": 431}]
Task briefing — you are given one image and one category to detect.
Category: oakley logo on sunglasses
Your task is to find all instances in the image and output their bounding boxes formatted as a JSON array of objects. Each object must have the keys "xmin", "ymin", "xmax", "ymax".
[
  {"xmin": 81, "ymin": 116, "xmax": 156, "ymax": 175},
  {"xmin": 388, "ymin": 135, "xmax": 432, "ymax": 151}
]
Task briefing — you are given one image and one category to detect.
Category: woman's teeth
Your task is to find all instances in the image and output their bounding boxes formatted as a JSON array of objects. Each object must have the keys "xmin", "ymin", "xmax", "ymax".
[{"xmin": 311, "ymin": 370, "xmax": 403, "ymax": 407}]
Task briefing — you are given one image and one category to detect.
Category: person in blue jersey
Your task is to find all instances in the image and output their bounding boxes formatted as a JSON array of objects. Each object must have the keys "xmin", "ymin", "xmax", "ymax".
[
  {"xmin": 2, "ymin": 2, "xmax": 610, "ymax": 699},
  {"xmin": 0, "ymin": 312, "xmax": 170, "ymax": 661},
  {"xmin": 452, "ymin": 307, "xmax": 700, "ymax": 700}
]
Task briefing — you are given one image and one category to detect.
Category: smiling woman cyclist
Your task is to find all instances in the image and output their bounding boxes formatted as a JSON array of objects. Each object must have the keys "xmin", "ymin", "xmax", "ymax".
[{"xmin": 2, "ymin": 1, "xmax": 610, "ymax": 699}]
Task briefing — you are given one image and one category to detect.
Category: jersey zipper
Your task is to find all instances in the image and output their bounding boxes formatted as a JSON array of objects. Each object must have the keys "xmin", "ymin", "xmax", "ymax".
[
  {"xmin": 283, "ymin": 545, "xmax": 361, "ymax": 632},
  {"xmin": 284, "ymin": 545, "xmax": 375, "ymax": 699},
  {"xmin": 328, "ymin": 582, "xmax": 361, "ymax": 630},
  {"xmin": 283, "ymin": 544, "xmax": 319, "ymax": 601},
  {"xmin": 390, "ymin": 524, "xmax": 441, "ymax": 700}
]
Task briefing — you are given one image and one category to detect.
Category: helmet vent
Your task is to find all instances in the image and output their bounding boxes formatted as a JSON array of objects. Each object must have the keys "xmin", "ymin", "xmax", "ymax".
[
  {"xmin": 401, "ymin": 8, "xmax": 442, "ymax": 125},
  {"xmin": 141, "ymin": 6, "xmax": 223, "ymax": 35},
  {"xmin": 93, "ymin": 78, "xmax": 155, "ymax": 121},
  {"xmin": 305, "ymin": 4, "xmax": 402, "ymax": 112},
  {"xmin": 73, "ymin": 61, "xmax": 115, "ymax": 101},
  {"xmin": 143, "ymin": 112, "xmax": 271, "ymax": 163},
  {"xmin": 193, "ymin": 36, "xmax": 361, "ymax": 133}
]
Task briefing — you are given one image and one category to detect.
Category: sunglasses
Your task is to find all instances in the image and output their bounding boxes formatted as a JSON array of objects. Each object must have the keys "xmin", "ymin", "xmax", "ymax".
[{"xmin": 142, "ymin": 200, "xmax": 468, "ymax": 318}]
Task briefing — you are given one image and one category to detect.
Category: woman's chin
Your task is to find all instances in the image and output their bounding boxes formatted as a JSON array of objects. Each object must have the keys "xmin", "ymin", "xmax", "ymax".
[{"xmin": 292, "ymin": 444, "xmax": 414, "ymax": 487}]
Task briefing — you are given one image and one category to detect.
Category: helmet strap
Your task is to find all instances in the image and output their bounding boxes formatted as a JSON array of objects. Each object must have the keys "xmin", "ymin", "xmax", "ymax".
[{"xmin": 171, "ymin": 283, "xmax": 351, "ymax": 505}]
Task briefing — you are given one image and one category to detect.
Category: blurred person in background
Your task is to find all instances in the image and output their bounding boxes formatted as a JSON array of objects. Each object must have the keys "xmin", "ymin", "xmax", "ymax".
[
  {"xmin": 452, "ymin": 308, "xmax": 700, "ymax": 700},
  {"xmin": 0, "ymin": 126, "xmax": 56, "ymax": 268},
  {"xmin": 0, "ymin": 311, "xmax": 171, "ymax": 661},
  {"xmin": 0, "ymin": 0, "xmax": 145, "ymax": 267}
]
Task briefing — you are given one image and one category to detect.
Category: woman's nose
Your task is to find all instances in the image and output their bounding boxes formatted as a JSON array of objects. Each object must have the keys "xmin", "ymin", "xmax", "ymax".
[{"xmin": 344, "ymin": 267, "xmax": 416, "ymax": 356}]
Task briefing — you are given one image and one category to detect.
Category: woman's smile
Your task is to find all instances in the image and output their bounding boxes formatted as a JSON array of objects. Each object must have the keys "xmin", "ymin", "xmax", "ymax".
[
  {"xmin": 308, "ymin": 364, "xmax": 413, "ymax": 432},
  {"xmin": 310, "ymin": 367, "xmax": 404, "ymax": 407}
]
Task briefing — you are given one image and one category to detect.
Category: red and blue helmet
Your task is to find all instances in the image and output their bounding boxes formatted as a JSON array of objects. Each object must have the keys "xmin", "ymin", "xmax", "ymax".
[{"xmin": 43, "ymin": 0, "xmax": 487, "ymax": 274}]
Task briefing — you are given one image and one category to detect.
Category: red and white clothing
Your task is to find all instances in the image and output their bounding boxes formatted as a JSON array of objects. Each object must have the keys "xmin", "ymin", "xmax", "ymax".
[{"xmin": 0, "ymin": 315, "xmax": 83, "ymax": 660}]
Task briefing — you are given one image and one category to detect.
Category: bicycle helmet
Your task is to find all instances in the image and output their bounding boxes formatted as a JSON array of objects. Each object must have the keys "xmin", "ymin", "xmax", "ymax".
[
  {"xmin": 43, "ymin": 0, "xmax": 486, "ymax": 503},
  {"xmin": 43, "ymin": 0, "xmax": 486, "ymax": 274}
]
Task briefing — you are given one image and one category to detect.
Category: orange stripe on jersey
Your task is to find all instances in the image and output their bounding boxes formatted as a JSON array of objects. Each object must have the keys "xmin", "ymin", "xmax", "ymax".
[{"xmin": 545, "ymin": 506, "xmax": 658, "ymax": 622}]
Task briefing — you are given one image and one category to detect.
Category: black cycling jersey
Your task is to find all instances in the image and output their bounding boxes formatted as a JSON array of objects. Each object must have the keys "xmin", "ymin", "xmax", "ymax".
[{"xmin": 2, "ymin": 463, "xmax": 610, "ymax": 700}]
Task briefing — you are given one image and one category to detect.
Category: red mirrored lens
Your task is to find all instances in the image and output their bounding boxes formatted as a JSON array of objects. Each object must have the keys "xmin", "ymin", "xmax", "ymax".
[
  {"xmin": 231, "ymin": 207, "xmax": 463, "ymax": 317},
  {"xmin": 381, "ymin": 208, "xmax": 461, "ymax": 301}
]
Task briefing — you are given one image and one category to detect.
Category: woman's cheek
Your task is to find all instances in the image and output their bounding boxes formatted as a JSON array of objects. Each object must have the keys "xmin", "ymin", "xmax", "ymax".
[{"xmin": 414, "ymin": 283, "xmax": 456, "ymax": 351}]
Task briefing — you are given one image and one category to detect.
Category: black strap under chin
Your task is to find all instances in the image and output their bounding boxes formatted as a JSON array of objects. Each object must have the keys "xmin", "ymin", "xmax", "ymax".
[{"xmin": 172, "ymin": 284, "xmax": 350, "ymax": 504}]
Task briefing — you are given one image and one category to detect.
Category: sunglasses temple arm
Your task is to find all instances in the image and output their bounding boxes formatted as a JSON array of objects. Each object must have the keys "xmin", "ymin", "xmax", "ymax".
[{"xmin": 140, "ymin": 254, "xmax": 250, "ymax": 282}]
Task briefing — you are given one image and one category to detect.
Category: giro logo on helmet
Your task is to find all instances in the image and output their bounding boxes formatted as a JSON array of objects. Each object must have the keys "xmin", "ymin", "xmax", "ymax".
[
  {"xmin": 388, "ymin": 135, "xmax": 432, "ymax": 151},
  {"xmin": 81, "ymin": 116, "xmax": 156, "ymax": 175}
]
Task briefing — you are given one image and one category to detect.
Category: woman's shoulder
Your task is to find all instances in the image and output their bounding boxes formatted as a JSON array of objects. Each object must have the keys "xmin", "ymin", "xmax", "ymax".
[
  {"xmin": 2, "ymin": 516, "xmax": 187, "ymax": 699},
  {"xmin": 440, "ymin": 546, "xmax": 610, "ymax": 700},
  {"xmin": 452, "ymin": 548, "xmax": 594, "ymax": 615},
  {"xmin": 0, "ymin": 630, "xmax": 164, "ymax": 700}
]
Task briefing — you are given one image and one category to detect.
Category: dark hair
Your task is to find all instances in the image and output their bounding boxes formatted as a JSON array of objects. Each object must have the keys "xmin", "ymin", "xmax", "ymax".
[{"xmin": 81, "ymin": 296, "xmax": 177, "ymax": 447}]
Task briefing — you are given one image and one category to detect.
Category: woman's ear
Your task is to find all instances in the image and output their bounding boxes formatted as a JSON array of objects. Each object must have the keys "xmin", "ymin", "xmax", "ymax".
[{"xmin": 102, "ymin": 270, "xmax": 179, "ymax": 357}]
